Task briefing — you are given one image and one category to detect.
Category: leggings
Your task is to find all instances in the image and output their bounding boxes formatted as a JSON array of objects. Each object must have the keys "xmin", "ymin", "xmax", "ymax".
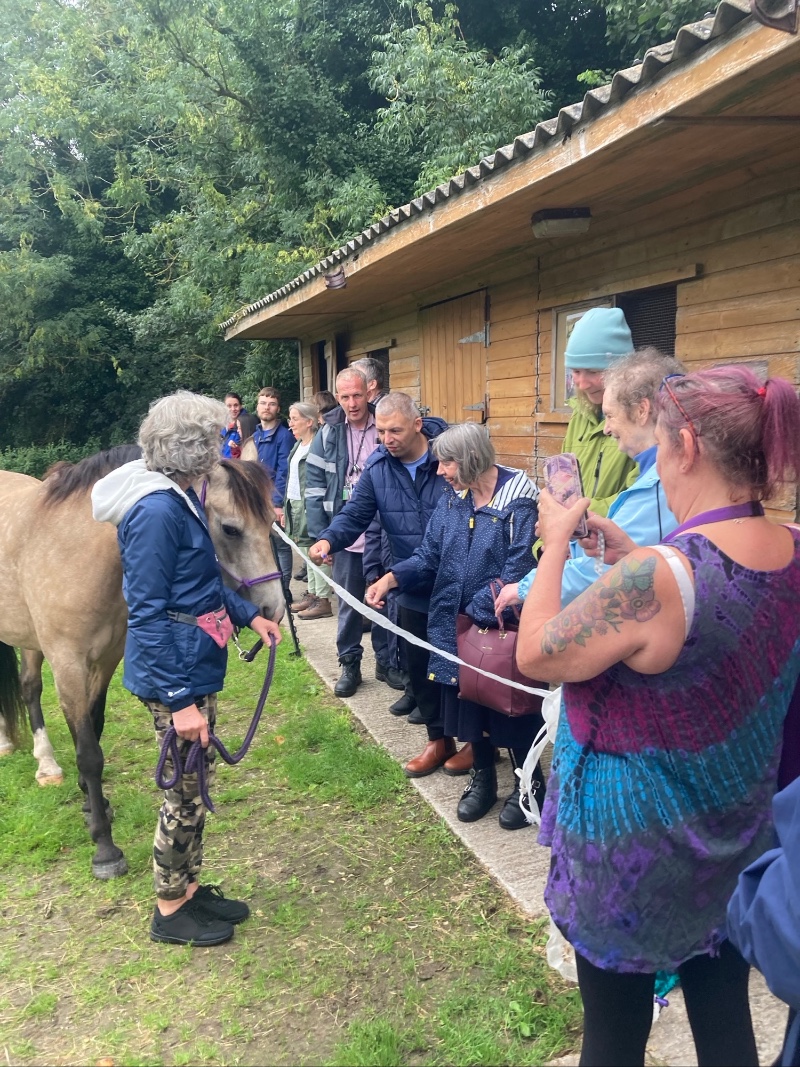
[{"xmin": 576, "ymin": 939, "xmax": 757, "ymax": 1067}]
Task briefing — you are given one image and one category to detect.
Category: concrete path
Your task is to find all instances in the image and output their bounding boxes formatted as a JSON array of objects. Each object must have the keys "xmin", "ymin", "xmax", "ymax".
[{"xmin": 287, "ymin": 583, "xmax": 785, "ymax": 1066}]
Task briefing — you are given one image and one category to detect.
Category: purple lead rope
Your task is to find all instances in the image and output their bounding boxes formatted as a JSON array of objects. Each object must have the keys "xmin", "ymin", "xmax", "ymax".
[{"xmin": 155, "ymin": 633, "xmax": 277, "ymax": 812}]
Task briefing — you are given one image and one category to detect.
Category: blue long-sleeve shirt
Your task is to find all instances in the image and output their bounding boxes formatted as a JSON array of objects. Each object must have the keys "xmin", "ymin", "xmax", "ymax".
[{"xmin": 518, "ymin": 446, "xmax": 676, "ymax": 608}]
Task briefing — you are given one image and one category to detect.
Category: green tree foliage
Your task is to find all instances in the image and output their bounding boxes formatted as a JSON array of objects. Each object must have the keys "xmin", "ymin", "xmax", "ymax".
[
  {"xmin": 0, "ymin": 0, "xmax": 711, "ymax": 454},
  {"xmin": 370, "ymin": 2, "xmax": 549, "ymax": 193}
]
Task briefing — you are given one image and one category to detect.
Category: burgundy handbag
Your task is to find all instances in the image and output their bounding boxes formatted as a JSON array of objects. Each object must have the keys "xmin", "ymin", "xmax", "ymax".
[{"xmin": 456, "ymin": 582, "xmax": 545, "ymax": 718}]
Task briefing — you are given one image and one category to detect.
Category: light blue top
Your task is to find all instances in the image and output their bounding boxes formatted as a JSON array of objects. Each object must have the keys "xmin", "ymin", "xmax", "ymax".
[{"xmin": 518, "ymin": 446, "xmax": 676, "ymax": 608}]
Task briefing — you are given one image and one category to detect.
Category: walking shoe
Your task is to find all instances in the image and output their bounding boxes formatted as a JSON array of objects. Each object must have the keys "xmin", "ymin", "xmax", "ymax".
[
  {"xmin": 334, "ymin": 655, "xmax": 362, "ymax": 697},
  {"xmin": 291, "ymin": 591, "xmax": 316, "ymax": 614},
  {"xmin": 150, "ymin": 897, "xmax": 234, "ymax": 946},
  {"xmin": 407, "ymin": 706, "xmax": 425, "ymax": 725},
  {"xmin": 404, "ymin": 737, "xmax": 456, "ymax": 778},
  {"xmin": 293, "ymin": 565, "xmax": 308, "ymax": 581},
  {"xmin": 375, "ymin": 662, "xmax": 407, "ymax": 691},
  {"xmin": 500, "ymin": 776, "xmax": 547, "ymax": 831},
  {"xmin": 192, "ymin": 884, "xmax": 250, "ymax": 924},
  {"xmin": 456, "ymin": 766, "xmax": 498, "ymax": 823},
  {"xmin": 389, "ymin": 687, "xmax": 417, "ymax": 716},
  {"xmin": 297, "ymin": 597, "xmax": 332, "ymax": 620},
  {"xmin": 442, "ymin": 743, "xmax": 473, "ymax": 777}
]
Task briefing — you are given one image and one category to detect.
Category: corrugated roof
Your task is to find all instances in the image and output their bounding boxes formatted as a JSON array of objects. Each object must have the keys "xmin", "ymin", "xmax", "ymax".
[{"xmin": 221, "ymin": 0, "xmax": 751, "ymax": 332}]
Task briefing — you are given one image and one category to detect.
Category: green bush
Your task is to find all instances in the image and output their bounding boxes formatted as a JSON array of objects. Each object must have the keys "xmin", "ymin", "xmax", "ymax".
[{"xmin": 0, "ymin": 439, "xmax": 102, "ymax": 479}]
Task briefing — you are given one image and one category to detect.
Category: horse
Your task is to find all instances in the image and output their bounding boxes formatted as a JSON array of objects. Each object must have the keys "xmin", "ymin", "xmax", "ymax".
[{"xmin": 0, "ymin": 446, "xmax": 284, "ymax": 879}]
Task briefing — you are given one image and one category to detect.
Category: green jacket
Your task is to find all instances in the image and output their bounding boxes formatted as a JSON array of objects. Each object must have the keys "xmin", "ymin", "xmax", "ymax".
[
  {"xmin": 284, "ymin": 438, "xmax": 314, "ymax": 547},
  {"xmin": 562, "ymin": 399, "xmax": 637, "ymax": 517}
]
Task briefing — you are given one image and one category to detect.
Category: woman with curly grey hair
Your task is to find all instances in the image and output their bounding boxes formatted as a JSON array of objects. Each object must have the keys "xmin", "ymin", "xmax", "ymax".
[{"xmin": 92, "ymin": 391, "xmax": 282, "ymax": 948}]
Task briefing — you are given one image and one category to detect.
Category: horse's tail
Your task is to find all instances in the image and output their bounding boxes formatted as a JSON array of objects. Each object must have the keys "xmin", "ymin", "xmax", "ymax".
[{"xmin": 0, "ymin": 643, "xmax": 25, "ymax": 747}]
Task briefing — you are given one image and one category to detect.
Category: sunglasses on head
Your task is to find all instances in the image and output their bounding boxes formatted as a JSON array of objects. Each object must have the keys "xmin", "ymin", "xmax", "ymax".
[{"xmin": 660, "ymin": 374, "xmax": 700, "ymax": 451}]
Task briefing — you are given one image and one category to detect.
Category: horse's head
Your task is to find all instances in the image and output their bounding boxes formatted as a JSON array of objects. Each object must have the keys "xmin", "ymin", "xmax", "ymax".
[{"xmin": 201, "ymin": 460, "xmax": 286, "ymax": 624}]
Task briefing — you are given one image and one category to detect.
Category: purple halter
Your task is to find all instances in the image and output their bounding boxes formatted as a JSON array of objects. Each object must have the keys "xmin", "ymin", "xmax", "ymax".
[{"xmin": 199, "ymin": 479, "xmax": 283, "ymax": 592}]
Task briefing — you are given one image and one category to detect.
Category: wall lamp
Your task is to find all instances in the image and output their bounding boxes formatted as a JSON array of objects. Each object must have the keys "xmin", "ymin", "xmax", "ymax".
[{"xmin": 531, "ymin": 207, "xmax": 592, "ymax": 238}]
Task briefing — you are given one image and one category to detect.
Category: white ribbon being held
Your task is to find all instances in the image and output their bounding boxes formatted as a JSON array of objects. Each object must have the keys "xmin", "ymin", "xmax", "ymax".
[{"xmin": 271, "ymin": 523, "xmax": 551, "ymax": 700}]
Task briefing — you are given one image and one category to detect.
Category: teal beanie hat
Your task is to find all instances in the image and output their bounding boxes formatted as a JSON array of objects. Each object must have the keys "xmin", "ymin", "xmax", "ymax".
[{"xmin": 564, "ymin": 307, "xmax": 634, "ymax": 371}]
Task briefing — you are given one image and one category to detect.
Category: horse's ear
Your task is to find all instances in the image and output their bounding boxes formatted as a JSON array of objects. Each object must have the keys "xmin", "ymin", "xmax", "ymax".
[{"xmin": 240, "ymin": 438, "xmax": 258, "ymax": 462}]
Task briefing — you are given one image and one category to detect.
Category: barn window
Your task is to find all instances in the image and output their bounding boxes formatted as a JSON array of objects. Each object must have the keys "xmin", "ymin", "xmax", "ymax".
[{"xmin": 551, "ymin": 285, "xmax": 677, "ymax": 412}]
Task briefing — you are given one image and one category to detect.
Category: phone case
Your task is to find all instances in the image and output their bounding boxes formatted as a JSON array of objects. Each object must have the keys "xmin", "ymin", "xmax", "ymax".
[{"xmin": 543, "ymin": 453, "xmax": 589, "ymax": 539}]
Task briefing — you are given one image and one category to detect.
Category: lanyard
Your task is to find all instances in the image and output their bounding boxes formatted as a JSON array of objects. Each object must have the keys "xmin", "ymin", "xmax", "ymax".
[
  {"xmin": 346, "ymin": 421, "xmax": 371, "ymax": 481},
  {"xmin": 663, "ymin": 500, "xmax": 764, "ymax": 542}
]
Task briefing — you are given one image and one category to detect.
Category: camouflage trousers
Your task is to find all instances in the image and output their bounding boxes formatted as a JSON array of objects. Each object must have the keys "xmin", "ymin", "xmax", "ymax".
[{"xmin": 144, "ymin": 695, "xmax": 217, "ymax": 900}]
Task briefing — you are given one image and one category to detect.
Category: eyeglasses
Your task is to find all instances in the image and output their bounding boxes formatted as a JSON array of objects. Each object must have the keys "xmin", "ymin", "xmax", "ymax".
[{"xmin": 660, "ymin": 374, "xmax": 700, "ymax": 451}]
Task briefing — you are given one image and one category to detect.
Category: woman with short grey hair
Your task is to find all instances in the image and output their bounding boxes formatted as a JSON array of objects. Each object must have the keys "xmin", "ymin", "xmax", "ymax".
[
  {"xmin": 367, "ymin": 422, "xmax": 544, "ymax": 829},
  {"xmin": 94, "ymin": 390, "xmax": 282, "ymax": 948},
  {"xmin": 139, "ymin": 391, "xmax": 227, "ymax": 480}
]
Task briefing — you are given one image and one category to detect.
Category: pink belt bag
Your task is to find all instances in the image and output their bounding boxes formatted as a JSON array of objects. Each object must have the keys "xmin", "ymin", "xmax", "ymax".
[{"xmin": 167, "ymin": 606, "xmax": 234, "ymax": 649}]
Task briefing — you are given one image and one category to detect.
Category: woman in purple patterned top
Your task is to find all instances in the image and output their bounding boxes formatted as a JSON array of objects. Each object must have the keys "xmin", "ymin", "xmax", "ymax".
[{"xmin": 517, "ymin": 366, "xmax": 800, "ymax": 1067}]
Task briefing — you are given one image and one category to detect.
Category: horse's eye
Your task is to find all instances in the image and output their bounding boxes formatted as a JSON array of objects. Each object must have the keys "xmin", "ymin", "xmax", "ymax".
[{"xmin": 221, "ymin": 524, "xmax": 242, "ymax": 538}]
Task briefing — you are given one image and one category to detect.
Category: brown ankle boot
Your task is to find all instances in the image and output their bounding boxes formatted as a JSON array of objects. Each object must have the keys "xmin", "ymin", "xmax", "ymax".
[
  {"xmin": 291, "ymin": 591, "xmax": 316, "ymax": 614},
  {"xmin": 442, "ymin": 742, "xmax": 473, "ymax": 777},
  {"xmin": 404, "ymin": 737, "xmax": 457, "ymax": 778},
  {"xmin": 297, "ymin": 597, "xmax": 332, "ymax": 620}
]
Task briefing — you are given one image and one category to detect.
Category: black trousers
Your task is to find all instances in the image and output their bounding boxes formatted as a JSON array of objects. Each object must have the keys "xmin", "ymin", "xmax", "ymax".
[
  {"xmin": 398, "ymin": 606, "xmax": 443, "ymax": 740},
  {"xmin": 575, "ymin": 939, "xmax": 757, "ymax": 1067}
]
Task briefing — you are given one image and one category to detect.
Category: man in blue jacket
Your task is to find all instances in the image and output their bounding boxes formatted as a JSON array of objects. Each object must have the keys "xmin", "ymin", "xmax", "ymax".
[
  {"xmin": 310, "ymin": 393, "xmax": 453, "ymax": 768},
  {"xmin": 251, "ymin": 387, "xmax": 294, "ymax": 594}
]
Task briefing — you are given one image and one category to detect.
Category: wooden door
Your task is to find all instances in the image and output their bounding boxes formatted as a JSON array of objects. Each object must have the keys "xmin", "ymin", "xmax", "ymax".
[{"xmin": 420, "ymin": 290, "xmax": 487, "ymax": 423}]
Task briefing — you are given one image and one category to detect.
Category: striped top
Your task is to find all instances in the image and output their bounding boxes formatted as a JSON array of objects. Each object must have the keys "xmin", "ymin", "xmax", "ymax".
[{"xmin": 540, "ymin": 529, "xmax": 800, "ymax": 973}]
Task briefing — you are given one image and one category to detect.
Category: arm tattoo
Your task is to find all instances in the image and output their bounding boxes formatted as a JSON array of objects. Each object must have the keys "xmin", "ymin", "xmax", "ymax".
[{"xmin": 541, "ymin": 555, "xmax": 661, "ymax": 656}]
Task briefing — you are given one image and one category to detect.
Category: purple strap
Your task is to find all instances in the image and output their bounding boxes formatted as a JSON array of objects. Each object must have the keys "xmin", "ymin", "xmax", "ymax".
[
  {"xmin": 663, "ymin": 501, "xmax": 764, "ymax": 542},
  {"xmin": 154, "ymin": 633, "xmax": 277, "ymax": 812}
]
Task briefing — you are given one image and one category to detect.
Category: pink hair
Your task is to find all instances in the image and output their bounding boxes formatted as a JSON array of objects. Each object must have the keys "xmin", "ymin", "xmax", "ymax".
[{"xmin": 656, "ymin": 364, "xmax": 800, "ymax": 500}]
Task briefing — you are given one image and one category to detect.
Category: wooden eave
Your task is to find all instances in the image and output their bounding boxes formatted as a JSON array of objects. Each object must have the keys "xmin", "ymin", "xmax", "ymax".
[{"xmin": 224, "ymin": 21, "xmax": 800, "ymax": 342}]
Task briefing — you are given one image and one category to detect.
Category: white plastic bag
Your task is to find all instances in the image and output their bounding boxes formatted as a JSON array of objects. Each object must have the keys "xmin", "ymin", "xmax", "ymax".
[
  {"xmin": 546, "ymin": 917, "xmax": 578, "ymax": 983},
  {"xmin": 516, "ymin": 685, "xmax": 562, "ymax": 825}
]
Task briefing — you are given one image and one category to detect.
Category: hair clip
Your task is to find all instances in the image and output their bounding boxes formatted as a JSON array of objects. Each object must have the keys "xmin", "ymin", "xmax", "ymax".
[{"xmin": 757, "ymin": 386, "xmax": 767, "ymax": 397}]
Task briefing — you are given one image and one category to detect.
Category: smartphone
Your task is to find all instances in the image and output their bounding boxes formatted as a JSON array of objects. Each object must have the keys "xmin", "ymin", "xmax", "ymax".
[{"xmin": 543, "ymin": 453, "xmax": 589, "ymax": 539}]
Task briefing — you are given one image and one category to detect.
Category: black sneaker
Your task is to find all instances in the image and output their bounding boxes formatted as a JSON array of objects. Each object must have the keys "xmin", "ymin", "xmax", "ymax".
[
  {"xmin": 407, "ymin": 707, "xmax": 425, "ymax": 725},
  {"xmin": 150, "ymin": 897, "xmax": 234, "ymax": 946},
  {"xmin": 192, "ymin": 884, "xmax": 250, "ymax": 925},
  {"xmin": 375, "ymin": 663, "xmax": 408, "ymax": 691}
]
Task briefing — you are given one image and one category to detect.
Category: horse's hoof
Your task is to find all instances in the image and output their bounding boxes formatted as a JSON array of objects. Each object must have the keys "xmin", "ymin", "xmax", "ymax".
[
  {"xmin": 92, "ymin": 856, "xmax": 128, "ymax": 880},
  {"xmin": 36, "ymin": 774, "xmax": 64, "ymax": 787}
]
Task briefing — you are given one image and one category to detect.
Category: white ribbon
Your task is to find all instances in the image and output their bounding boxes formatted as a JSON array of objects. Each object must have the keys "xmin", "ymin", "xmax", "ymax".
[{"xmin": 272, "ymin": 522, "xmax": 550, "ymax": 700}]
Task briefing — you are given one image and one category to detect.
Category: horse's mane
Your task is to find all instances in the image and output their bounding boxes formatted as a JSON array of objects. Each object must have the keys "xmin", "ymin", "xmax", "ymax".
[
  {"xmin": 219, "ymin": 459, "xmax": 275, "ymax": 524},
  {"xmin": 41, "ymin": 445, "xmax": 143, "ymax": 505}
]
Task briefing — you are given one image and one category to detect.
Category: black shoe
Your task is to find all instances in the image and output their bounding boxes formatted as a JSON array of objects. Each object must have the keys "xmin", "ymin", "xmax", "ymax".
[
  {"xmin": 457, "ymin": 767, "xmax": 498, "ymax": 823},
  {"xmin": 389, "ymin": 689, "xmax": 417, "ymax": 716},
  {"xmin": 334, "ymin": 656, "xmax": 362, "ymax": 698},
  {"xmin": 375, "ymin": 663, "xmax": 407, "ymax": 691},
  {"xmin": 293, "ymin": 566, "xmax": 308, "ymax": 581},
  {"xmin": 407, "ymin": 707, "xmax": 425, "ymax": 725},
  {"xmin": 192, "ymin": 884, "xmax": 250, "ymax": 924},
  {"xmin": 498, "ymin": 785, "xmax": 531, "ymax": 831},
  {"xmin": 150, "ymin": 898, "xmax": 234, "ymax": 946}
]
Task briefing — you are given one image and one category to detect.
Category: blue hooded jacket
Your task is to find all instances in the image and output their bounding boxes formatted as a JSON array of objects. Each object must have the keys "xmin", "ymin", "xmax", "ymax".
[
  {"xmin": 252, "ymin": 421, "xmax": 293, "ymax": 507},
  {"xmin": 319, "ymin": 417, "xmax": 448, "ymax": 612},
  {"xmin": 92, "ymin": 461, "xmax": 258, "ymax": 712}
]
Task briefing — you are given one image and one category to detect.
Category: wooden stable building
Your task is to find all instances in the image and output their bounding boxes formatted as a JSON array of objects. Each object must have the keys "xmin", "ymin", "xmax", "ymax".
[{"xmin": 223, "ymin": 0, "xmax": 800, "ymax": 518}]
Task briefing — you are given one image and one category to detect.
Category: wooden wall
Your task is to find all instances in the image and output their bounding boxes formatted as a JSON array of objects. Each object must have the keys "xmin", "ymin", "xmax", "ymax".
[{"xmin": 299, "ymin": 156, "xmax": 800, "ymax": 518}]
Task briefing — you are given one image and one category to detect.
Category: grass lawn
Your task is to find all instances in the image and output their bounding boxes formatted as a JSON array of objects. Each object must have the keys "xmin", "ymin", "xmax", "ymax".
[{"xmin": 0, "ymin": 644, "xmax": 581, "ymax": 1066}]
